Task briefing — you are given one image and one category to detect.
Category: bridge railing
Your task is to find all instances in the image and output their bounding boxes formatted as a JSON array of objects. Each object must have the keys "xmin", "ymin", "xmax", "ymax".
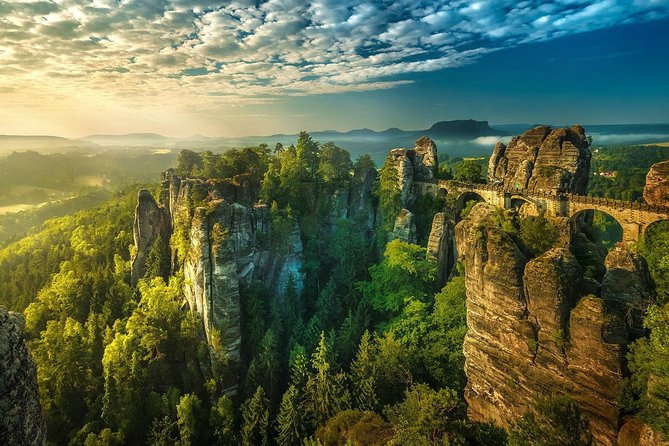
[{"xmin": 436, "ymin": 180, "xmax": 669, "ymax": 215}]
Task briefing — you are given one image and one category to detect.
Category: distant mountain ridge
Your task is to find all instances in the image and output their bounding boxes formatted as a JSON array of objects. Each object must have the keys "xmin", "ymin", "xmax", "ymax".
[{"xmin": 3, "ymin": 121, "xmax": 669, "ymax": 160}]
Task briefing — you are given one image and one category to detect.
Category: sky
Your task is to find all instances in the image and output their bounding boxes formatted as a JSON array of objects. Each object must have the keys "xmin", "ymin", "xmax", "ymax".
[{"xmin": 0, "ymin": 0, "xmax": 668, "ymax": 138}]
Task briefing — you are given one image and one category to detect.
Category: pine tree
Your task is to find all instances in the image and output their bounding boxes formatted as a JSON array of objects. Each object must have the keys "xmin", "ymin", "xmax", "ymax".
[
  {"xmin": 350, "ymin": 330, "xmax": 378, "ymax": 411},
  {"xmin": 244, "ymin": 329, "xmax": 279, "ymax": 399},
  {"xmin": 176, "ymin": 393, "xmax": 203, "ymax": 446},
  {"xmin": 276, "ymin": 385, "xmax": 304, "ymax": 446},
  {"xmin": 289, "ymin": 344, "xmax": 310, "ymax": 391},
  {"xmin": 305, "ymin": 332, "xmax": 351, "ymax": 427},
  {"xmin": 241, "ymin": 386, "xmax": 270, "ymax": 446}
]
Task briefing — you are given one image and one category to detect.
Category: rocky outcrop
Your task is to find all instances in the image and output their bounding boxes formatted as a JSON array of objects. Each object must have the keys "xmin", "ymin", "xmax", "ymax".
[
  {"xmin": 426, "ymin": 212, "xmax": 452, "ymax": 287},
  {"xmin": 488, "ymin": 126, "xmax": 591, "ymax": 194},
  {"xmin": 643, "ymin": 160, "xmax": 669, "ymax": 207},
  {"xmin": 130, "ymin": 189, "xmax": 170, "ymax": 286},
  {"xmin": 456, "ymin": 203, "xmax": 650, "ymax": 445},
  {"xmin": 386, "ymin": 137, "xmax": 439, "ymax": 208},
  {"xmin": 391, "ymin": 209, "xmax": 417, "ymax": 244},
  {"xmin": 618, "ymin": 417, "xmax": 669, "ymax": 446},
  {"xmin": 0, "ymin": 307, "xmax": 45, "ymax": 446},
  {"xmin": 183, "ymin": 201, "xmax": 257, "ymax": 390}
]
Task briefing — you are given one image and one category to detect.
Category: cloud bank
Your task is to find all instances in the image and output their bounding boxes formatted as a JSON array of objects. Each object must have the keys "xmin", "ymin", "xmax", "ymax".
[{"xmin": 0, "ymin": 0, "xmax": 667, "ymax": 134}]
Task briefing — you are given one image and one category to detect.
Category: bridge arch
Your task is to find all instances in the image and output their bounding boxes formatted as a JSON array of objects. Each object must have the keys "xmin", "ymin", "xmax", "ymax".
[
  {"xmin": 569, "ymin": 208, "xmax": 624, "ymax": 251},
  {"xmin": 456, "ymin": 191, "xmax": 486, "ymax": 220},
  {"xmin": 509, "ymin": 194, "xmax": 542, "ymax": 218}
]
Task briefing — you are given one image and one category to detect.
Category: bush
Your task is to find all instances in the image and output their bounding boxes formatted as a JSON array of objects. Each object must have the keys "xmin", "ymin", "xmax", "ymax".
[{"xmin": 509, "ymin": 395, "xmax": 592, "ymax": 446}]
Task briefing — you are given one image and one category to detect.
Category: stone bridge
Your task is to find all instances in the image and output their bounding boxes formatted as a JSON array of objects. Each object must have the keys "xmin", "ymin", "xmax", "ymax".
[{"xmin": 418, "ymin": 180, "xmax": 669, "ymax": 244}]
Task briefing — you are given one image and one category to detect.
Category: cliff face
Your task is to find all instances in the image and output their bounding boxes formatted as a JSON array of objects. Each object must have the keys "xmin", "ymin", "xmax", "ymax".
[
  {"xmin": 643, "ymin": 160, "xmax": 669, "ymax": 206},
  {"xmin": 488, "ymin": 125, "xmax": 591, "ymax": 194},
  {"xmin": 132, "ymin": 168, "xmax": 378, "ymax": 392},
  {"xmin": 0, "ymin": 307, "xmax": 45, "ymax": 446},
  {"xmin": 456, "ymin": 203, "xmax": 651, "ymax": 445}
]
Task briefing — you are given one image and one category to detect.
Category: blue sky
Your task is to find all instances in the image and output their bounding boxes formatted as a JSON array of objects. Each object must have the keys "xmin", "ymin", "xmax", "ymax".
[{"xmin": 0, "ymin": 0, "xmax": 667, "ymax": 137}]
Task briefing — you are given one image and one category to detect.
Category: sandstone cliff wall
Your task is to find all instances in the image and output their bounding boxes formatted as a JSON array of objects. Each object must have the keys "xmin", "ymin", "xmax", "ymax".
[
  {"xmin": 0, "ymin": 307, "xmax": 45, "ymax": 446},
  {"xmin": 456, "ymin": 203, "xmax": 653, "ymax": 445}
]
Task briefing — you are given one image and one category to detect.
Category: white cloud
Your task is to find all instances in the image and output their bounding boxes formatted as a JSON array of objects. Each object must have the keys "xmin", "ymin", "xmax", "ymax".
[{"xmin": 0, "ymin": 0, "xmax": 667, "ymax": 124}]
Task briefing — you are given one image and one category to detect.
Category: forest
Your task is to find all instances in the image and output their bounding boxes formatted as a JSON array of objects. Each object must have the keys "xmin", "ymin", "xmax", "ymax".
[{"xmin": 0, "ymin": 133, "xmax": 667, "ymax": 446}]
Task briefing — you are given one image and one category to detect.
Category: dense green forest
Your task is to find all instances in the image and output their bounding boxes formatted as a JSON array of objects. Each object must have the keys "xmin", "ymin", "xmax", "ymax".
[
  {"xmin": 587, "ymin": 144, "xmax": 669, "ymax": 200},
  {"xmin": 0, "ymin": 135, "xmax": 667, "ymax": 445}
]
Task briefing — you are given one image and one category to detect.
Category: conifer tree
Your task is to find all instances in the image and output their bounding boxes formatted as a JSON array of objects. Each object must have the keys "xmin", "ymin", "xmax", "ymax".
[
  {"xmin": 241, "ymin": 386, "xmax": 270, "ymax": 446},
  {"xmin": 276, "ymin": 385, "xmax": 304, "ymax": 446},
  {"xmin": 244, "ymin": 328, "xmax": 279, "ymax": 399},
  {"xmin": 350, "ymin": 330, "xmax": 378, "ymax": 411},
  {"xmin": 289, "ymin": 344, "xmax": 310, "ymax": 392},
  {"xmin": 305, "ymin": 332, "xmax": 351, "ymax": 427}
]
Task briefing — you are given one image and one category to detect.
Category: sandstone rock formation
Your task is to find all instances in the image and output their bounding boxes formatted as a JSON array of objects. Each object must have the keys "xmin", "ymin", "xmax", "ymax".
[
  {"xmin": 131, "ymin": 166, "xmax": 379, "ymax": 392},
  {"xmin": 488, "ymin": 125, "xmax": 591, "ymax": 194},
  {"xmin": 183, "ymin": 201, "xmax": 255, "ymax": 372},
  {"xmin": 0, "ymin": 307, "xmax": 45, "ymax": 446},
  {"xmin": 391, "ymin": 209, "xmax": 417, "ymax": 244},
  {"xmin": 643, "ymin": 160, "xmax": 669, "ymax": 207},
  {"xmin": 130, "ymin": 189, "xmax": 170, "ymax": 286},
  {"xmin": 456, "ymin": 203, "xmax": 651, "ymax": 445},
  {"xmin": 426, "ymin": 212, "xmax": 452, "ymax": 287},
  {"xmin": 386, "ymin": 137, "xmax": 438, "ymax": 208},
  {"xmin": 618, "ymin": 417, "xmax": 669, "ymax": 446}
]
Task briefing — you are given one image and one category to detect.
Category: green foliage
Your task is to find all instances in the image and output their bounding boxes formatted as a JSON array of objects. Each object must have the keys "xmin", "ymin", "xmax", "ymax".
[
  {"xmin": 358, "ymin": 239, "xmax": 436, "ymax": 314},
  {"xmin": 509, "ymin": 395, "xmax": 592, "ymax": 446},
  {"xmin": 176, "ymin": 150, "xmax": 203, "ymax": 178},
  {"xmin": 210, "ymin": 396, "xmax": 236, "ymax": 445},
  {"xmin": 587, "ymin": 145, "xmax": 669, "ymax": 200},
  {"xmin": 176, "ymin": 393, "xmax": 204, "ymax": 446},
  {"xmin": 305, "ymin": 333, "xmax": 352, "ymax": 428},
  {"xmin": 241, "ymin": 386, "xmax": 270, "ymax": 446},
  {"xmin": 376, "ymin": 156, "xmax": 402, "ymax": 232},
  {"xmin": 315, "ymin": 410, "xmax": 392, "ymax": 446},
  {"xmin": 319, "ymin": 142, "xmax": 353, "ymax": 183},
  {"xmin": 626, "ymin": 303, "xmax": 669, "ymax": 437},
  {"xmin": 454, "ymin": 160, "xmax": 485, "ymax": 183},
  {"xmin": 276, "ymin": 385, "xmax": 306, "ymax": 446},
  {"xmin": 519, "ymin": 215, "xmax": 559, "ymax": 257},
  {"xmin": 350, "ymin": 331, "xmax": 378, "ymax": 412},
  {"xmin": 385, "ymin": 383, "xmax": 466, "ymax": 445},
  {"xmin": 640, "ymin": 220, "xmax": 669, "ymax": 304}
]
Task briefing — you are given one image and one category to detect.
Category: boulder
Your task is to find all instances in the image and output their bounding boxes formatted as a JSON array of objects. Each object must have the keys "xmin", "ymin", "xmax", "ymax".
[{"xmin": 643, "ymin": 160, "xmax": 669, "ymax": 206}]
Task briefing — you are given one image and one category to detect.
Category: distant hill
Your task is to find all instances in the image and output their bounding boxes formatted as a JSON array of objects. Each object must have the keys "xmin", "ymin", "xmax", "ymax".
[
  {"xmin": 4, "ymin": 121, "xmax": 669, "ymax": 163},
  {"xmin": 80, "ymin": 133, "xmax": 173, "ymax": 146},
  {"xmin": 0, "ymin": 135, "xmax": 92, "ymax": 155}
]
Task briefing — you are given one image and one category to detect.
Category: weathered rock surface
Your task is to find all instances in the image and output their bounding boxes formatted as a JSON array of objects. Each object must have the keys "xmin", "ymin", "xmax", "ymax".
[
  {"xmin": 426, "ymin": 212, "xmax": 452, "ymax": 287},
  {"xmin": 391, "ymin": 209, "xmax": 417, "ymax": 244},
  {"xmin": 182, "ymin": 200, "xmax": 257, "ymax": 391},
  {"xmin": 130, "ymin": 189, "xmax": 170, "ymax": 286},
  {"xmin": 386, "ymin": 137, "xmax": 438, "ymax": 207},
  {"xmin": 488, "ymin": 125, "xmax": 591, "ymax": 194},
  {"xmin": 618, "ymin": 417, "xmax": 669, "ymax": 446},
  {"xmin": 456, "ymin": 203, "xmax": 649, "ymax": 445},
  {"xmin": 643, "ymin": 160, "xmax": 669, "ymax": 207},
  {"xmin": 0, "ymin": 307, "xmax": 45, "ymax": 446},
  {"xmin": 132, "ymin": 166, "xmax": 379, "ymax": 392}
]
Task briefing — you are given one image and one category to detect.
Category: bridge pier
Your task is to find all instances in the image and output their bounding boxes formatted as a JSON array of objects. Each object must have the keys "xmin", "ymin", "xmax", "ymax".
[{"xmin": 621, "ymin": 222, "xmax": 641, "ymax": 247}]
